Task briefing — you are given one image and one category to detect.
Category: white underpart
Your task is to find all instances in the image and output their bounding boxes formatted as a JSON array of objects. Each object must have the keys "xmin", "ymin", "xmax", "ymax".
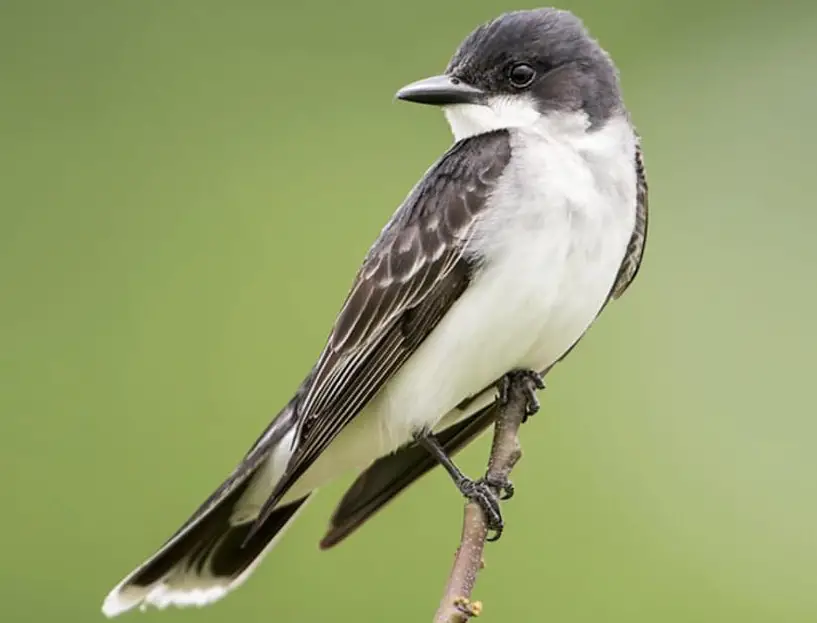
[
  {"xmin": 231, "ymin": 427, "xmax": 296, "ymax": 522},
  {"xmin": 284, "ymin": 102, "xmax": 637, "ymax": 499},
  {"xmin": 101, "ymin": 98, "xmax": 637, "ymax": 616}
]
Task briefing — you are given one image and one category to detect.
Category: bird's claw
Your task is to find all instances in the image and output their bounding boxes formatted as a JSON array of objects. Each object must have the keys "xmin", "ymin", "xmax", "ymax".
[
  {"xmin": 459, "ymin": 478, "xmax": 504, "ymax": 541},
  {"xmin": 497, "ymin": 369, "xmax": 545, "ymax": 421},
  {"xmin": 481, "ymin": 474, "xmax": 514, "ymax": 500}
]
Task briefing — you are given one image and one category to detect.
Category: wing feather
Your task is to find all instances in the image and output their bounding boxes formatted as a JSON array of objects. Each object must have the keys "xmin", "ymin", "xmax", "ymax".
[
  {"xmin": 245, "ymin": 130, "xmax": 513, "ymax": 536},
  {"xmin": 611, "ymin": 134, "xmax": 649, "ymax": 298}
]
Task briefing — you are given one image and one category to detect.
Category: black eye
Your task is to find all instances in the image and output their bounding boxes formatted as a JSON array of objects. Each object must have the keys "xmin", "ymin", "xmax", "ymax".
[{"xmin": 508, "ymin": 63, "xmax": 536, "ymax": 88}]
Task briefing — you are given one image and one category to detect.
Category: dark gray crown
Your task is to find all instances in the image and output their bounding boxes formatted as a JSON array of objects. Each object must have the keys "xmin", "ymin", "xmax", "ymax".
[{"xmin": 446, "ymin": 8, "xmax": 622, "ymax": 126}]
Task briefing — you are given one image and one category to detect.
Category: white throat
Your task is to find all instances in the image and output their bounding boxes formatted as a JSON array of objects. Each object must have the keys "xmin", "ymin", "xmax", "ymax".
[{"xmin": 444, "ymin": 96, "xmax": 547, "ymax": 141}]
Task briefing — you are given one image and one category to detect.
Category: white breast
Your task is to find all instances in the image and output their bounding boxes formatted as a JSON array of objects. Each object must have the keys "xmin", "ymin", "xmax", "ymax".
[
  {"xmin": 283, "ymin": 112, "xmax": 637, "ymax": 500},
  {"xmin": 471, "ymin": 113, "xmax": 637, "ymax": 367}
]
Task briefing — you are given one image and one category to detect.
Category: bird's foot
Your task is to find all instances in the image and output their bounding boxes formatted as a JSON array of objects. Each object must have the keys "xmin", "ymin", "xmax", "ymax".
[
  {"xmin": 497, "ymin": 369, "xmax": 545, "ymax": 422},
  {"xmin": 458, "ymin": 478, "xmax": 504, "ymax": 541},
  {"xmin": 481, "ymin": 474, "xmax": 514, "ymax": 500}
]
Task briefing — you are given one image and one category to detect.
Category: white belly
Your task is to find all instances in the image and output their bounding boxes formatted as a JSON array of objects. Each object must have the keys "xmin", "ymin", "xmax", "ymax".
[{"xmin": 282, "ymin": 116, "xmax": 637, "ymax": 501}]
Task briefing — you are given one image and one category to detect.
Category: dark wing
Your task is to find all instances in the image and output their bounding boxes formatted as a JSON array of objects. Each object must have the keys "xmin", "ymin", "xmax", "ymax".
[
  {"xmin": 320, "ymin": 402, "xmax": 499, "ymax": 549},
  {"xmin": 611, "ymin": 134, "xmax": 649, "ymax": 299},
  {"xmin": 246, "ymin": 130, "xmax": 513, "ymax": 536},
  {"xmin": 319, "ymin": 134, "xmax": 651, "ymax": 546}
]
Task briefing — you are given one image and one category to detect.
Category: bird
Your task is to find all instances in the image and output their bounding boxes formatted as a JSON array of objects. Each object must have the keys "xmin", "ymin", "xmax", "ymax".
[{"xmin": 102, "ymin": 7, "xmax": 648, "ymax": 616}]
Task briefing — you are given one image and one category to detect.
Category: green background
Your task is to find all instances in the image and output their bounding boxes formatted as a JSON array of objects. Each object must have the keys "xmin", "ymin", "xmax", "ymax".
[{"xmin": 3, "ymin": 1, "xmax": 817, "ymax": 621}]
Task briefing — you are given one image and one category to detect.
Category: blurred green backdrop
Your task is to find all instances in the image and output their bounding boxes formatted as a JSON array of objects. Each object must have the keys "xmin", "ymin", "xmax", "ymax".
[{"xmin": 3, "ymin": 1, "xmax": 817, "ymax": 621}]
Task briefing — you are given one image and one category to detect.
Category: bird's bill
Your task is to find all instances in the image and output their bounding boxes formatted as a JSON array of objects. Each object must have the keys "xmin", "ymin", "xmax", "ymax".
[{"xmin": 395, "ymin": 75, "xmax": 485, "ymax": 106}]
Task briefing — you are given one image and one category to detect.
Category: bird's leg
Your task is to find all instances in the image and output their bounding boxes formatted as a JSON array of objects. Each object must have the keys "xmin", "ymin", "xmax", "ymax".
[
  {"xmin": 497, "ymin": 368, "xmax": 545, "ymax": 422},
  {"xmin": 414, "ymin": 431, "xmax": 506, "ymax": 541}
]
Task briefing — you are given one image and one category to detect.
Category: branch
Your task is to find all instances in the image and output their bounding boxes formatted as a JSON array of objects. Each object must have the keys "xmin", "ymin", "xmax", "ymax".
[{"xmin": 433, "ymin": 374, "xmax": 534, "ymax": 623}]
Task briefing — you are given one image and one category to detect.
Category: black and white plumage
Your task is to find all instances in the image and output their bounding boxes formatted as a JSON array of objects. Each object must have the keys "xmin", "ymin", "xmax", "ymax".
[
  {"xmin": 254, "ymin": 131, "xmax": 513, "ymax": 532},
  {"xmin": 102, "ymin": 7, "xmax": 648, "ymax": 616}
]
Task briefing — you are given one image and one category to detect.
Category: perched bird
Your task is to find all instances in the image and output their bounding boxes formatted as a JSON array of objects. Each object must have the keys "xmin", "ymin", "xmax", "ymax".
[{"xmin": 102, "ymin": 7, "xmax": 648, "ymax": 616}]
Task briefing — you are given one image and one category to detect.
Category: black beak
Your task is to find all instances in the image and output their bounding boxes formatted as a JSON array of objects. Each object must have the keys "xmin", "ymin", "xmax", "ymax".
[{"xmin": 395, "ymin": 75, "xmax": 485, "ymax": 106}]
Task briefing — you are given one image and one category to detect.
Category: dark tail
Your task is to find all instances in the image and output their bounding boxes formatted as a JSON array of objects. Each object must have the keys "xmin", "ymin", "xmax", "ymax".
[
  {"xmin": 103, "ymin": 459, "xmax": 310, "ymax": 616},
  {"xmin": 102, "ymin": 403, "xmax": 311, "ymax": 617}
]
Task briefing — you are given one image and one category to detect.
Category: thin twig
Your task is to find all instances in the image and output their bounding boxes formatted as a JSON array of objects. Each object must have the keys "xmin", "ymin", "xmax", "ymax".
[{"xmin": 433, "ymin": 375, "xmax": 533, "ymax": 622}]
